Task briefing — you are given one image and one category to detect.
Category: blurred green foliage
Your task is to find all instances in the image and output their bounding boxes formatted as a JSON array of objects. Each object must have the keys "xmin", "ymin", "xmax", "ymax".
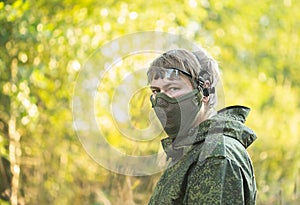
[{"xmin": 0, "ymin": 0, "xmax": 299, "ymax": 204}]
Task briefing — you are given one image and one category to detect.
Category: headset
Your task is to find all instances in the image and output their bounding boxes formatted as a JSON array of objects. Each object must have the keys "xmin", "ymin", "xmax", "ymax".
[{"xmin": 197, "ymin": 70, "xmax": 215, "ymax": 97}]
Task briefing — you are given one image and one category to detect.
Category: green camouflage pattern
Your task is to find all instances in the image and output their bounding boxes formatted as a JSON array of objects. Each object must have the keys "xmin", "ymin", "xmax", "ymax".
[{"xmin": 149, "ymin": 106, "xmax": 257, "ymax": 205}]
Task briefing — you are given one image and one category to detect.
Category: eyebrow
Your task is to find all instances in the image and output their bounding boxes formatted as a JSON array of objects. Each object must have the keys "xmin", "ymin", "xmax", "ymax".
[
  {"xmin": 149, "ymin": 86, "xmax": 159, "ymax": 91},
  {"xmin": 150, "ymin": 82, "xmax": 183, "ymax": 90}
]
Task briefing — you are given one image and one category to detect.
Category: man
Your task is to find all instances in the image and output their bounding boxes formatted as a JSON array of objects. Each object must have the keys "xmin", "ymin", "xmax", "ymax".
[{"xmin": 147, "ymin": 48, "xmax": 257, "ymax": 204}]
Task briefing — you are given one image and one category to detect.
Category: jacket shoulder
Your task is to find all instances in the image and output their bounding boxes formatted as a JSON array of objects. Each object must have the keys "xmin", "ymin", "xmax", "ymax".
[{"xmin": 197, "ymin": 133, "xmax": 245, "ymax": 163}]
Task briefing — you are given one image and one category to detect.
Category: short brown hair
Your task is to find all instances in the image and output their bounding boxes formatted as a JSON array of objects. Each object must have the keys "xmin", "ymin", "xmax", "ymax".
[{"xmin": 147, "ymin": 49, "xmax": 201, "ymax": 88}]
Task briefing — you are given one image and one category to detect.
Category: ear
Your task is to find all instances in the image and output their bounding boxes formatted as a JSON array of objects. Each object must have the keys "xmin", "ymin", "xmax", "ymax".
[
  {"xmin": 202, "ymin": 95, "xmax": 210, "ymax": 104},
  {"xmin": 203, "ymin": 80, "xmax": 211, "ymax": 88}
]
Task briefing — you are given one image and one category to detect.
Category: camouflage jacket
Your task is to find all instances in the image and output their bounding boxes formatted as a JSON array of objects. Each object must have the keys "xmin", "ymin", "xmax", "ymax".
[{"xmin": 149, "ymin": 106, "xmax": 257, "ymax": 205}]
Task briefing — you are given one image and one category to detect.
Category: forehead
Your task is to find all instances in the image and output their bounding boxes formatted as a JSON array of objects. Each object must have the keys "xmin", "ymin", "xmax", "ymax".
[{"xmin": 150, "ymin": 75, "xmax": 192, "ymax": 88}]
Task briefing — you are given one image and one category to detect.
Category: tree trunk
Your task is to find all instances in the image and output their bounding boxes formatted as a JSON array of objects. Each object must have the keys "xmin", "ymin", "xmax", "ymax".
[{"xmin": 9, "ymin": 58, "xmax": 22, "ymax": 205}]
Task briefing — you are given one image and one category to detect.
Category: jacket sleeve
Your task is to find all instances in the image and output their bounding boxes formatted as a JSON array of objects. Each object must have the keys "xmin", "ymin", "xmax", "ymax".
[{"xmin": 184, "ymin": 157, "xmax": 247, "ymax": 205}]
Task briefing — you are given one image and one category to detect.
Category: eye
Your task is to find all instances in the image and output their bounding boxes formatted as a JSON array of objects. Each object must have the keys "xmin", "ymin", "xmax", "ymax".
[
  {"xmin": 151, "ymin": 88, "xmax": 160, "ymax": 94},
  {"xmin": 168, "ymin": 87, "xmax": 179, "ymax": 92}
]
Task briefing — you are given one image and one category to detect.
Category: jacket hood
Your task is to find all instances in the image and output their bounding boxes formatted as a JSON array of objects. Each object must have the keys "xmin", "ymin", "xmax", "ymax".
[
  {"xmin": 161, "ymin": 106, "xmax": 257, "ymax": 159},
  {"xmin": 209, "ymin": 105, "xmax": 257, "ymax": 148}
]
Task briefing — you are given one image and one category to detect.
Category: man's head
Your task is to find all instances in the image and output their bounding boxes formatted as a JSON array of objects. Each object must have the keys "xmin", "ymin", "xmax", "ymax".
[
  {"xmin": 147, "ymin": 48, "xmax": 220, "ymax": 138},
  {"xmin": 147, "ymin": 48, "xmax": 220, "ymax": 108}
]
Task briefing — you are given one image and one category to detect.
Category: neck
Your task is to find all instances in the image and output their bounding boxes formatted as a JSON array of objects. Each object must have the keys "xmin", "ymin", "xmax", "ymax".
[{"xmin": 194, "ymin": 104, "xmax": 216, "ymax": 126}]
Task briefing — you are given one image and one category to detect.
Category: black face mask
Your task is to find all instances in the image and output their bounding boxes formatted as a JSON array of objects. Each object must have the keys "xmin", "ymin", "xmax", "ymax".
[{"xmin": 150, "ymin": 89, "xmax": 202, "ymax": 139}]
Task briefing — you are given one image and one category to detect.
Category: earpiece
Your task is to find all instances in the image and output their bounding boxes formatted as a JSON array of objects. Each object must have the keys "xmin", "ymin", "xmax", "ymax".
[
  {"xmin": 202, "ymin": 87, "xmax": 215, "ymax": 97},
  {"xmin": 197, "ymin": 72, "xmax": 215, "ymax": 97},
  {"xmin": 203, "ymin": 88, "xmax": 209, "ymax": 97}
]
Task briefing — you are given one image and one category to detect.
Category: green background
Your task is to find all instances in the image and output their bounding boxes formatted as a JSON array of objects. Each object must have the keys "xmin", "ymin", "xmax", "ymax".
[{"xmin": 0, "ymin": 0, "xmax": 299, "ymax": 204}]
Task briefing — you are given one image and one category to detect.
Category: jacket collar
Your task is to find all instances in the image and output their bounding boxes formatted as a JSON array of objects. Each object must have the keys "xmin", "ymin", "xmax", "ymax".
[{"xmin": 161, "ymin": 106, "xmax": 257, "ymax": 160}]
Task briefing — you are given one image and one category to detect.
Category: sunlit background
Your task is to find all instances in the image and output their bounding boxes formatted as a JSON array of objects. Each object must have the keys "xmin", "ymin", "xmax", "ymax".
[{"xmin": 0, "ymin": 0, "xmax": 299, "ymax": 204}]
